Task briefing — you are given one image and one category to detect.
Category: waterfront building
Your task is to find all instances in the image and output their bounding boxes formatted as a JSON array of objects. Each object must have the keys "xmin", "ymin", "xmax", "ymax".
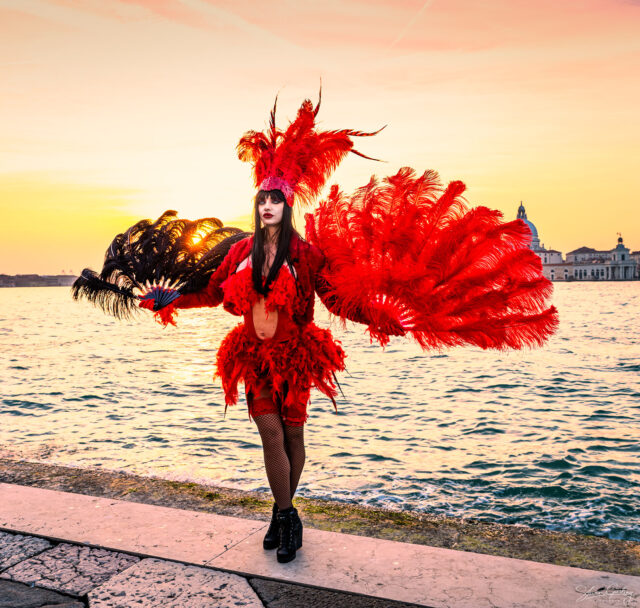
[
  {"xmin": 41, "ymin": 274, "xmax": 77, "ymax": 286},
  {"xmin": 566, "ymin": 236, "xmax": 635, "ymax": 281},
  {"xmin": 516, "ymin": 202, "xmax": 573, "ymax": 281},
  {"xmin": 631, "ymin": 251, "xmax": 640, "ymax": 279},
  {"xmin": 0, "ymin": 274, "xmax": 77, "ymax": 287},
  {"xmin": 516, "ymin": 203, "xmax": 638, "ymax": 281}
]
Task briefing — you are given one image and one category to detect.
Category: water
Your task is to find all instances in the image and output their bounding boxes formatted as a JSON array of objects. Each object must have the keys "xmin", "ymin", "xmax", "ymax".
[{"xmin": 1, "ymin": 283, "xmax": 639, "ymax": 540}]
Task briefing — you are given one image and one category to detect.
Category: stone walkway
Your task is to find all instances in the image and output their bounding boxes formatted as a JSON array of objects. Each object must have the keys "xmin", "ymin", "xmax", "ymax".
[
  {"xmin": 0, "ymin": 530, "xmax": 420, "ymax": 607},
  {"xmin": 0, "ymin": 482, "xmax": 638, "ymax": 607}
]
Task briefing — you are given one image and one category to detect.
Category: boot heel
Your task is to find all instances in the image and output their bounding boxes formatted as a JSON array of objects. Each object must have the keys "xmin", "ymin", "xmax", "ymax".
[
  {"xmin": 263, "ymin": 502, "xmax": 279, "ymax": 550},
  {"xmin": 276, "ymin": 506, "xmax": 302, "ymax": 563},
  {"xmin": 293, "ymin": 509, "xmax": 303, "ymax": 549}
]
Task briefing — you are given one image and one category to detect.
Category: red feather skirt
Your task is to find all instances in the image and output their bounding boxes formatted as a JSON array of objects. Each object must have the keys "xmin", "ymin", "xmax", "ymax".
[{"xmin": 215, "ymin": 311, "xmax": 346, "ymax": 424}]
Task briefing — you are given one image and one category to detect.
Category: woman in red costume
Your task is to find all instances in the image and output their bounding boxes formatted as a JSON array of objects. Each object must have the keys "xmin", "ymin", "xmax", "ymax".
[
  {"xmin": 72, "ymin": 90, "xmax": 559, "ymax": 565},
  {"xmin": 167, "ymin": 186, "xmax": 396, "ymax": 564}
]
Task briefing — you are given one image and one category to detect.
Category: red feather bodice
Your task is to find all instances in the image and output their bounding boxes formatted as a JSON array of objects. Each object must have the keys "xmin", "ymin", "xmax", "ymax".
[
  {"xmin": 173, "ymin": 233, "xmax": 351, "ymax": 416},
  {"xmin": 171, "ymin": 232, "xmax": 395, "ymax": 335},
  {"xmin": 220, "ymin": 263, "xmax": 298, "ymax": 319},
  {"xmin": 175, "ymin": 233, "xmax": 344, "ymax": 328}
]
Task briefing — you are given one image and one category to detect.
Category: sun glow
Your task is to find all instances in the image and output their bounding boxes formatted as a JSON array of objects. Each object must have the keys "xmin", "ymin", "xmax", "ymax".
[
  {"xmin": 2, "ymin": 0, "xmax": 639, "ymax": 275},
  {"xmin": 190, "ymin": 233, "xmax": 205, "ymax": 248}
]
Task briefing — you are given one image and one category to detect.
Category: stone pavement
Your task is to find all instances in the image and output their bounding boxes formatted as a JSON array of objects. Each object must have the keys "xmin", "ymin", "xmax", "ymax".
[
  {"xmin": 0, "ymin": 482, "xmax": 639, "ymax": 607},
  {"xmin": 0, "ymin": 530, "xmax": 420, "ymax": 607}
]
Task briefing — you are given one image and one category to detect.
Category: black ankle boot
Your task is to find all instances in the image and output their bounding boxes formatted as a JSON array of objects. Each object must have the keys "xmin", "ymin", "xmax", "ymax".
[
  {"xmin": 276, "ymin": 506, "xmax": 303, "ymax": 563},
  {"xmin": 263, "ymin": 502, "xmax": 279, "ymax": 550}
]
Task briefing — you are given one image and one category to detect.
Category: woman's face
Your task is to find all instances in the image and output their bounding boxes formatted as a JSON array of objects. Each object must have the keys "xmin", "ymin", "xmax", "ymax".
[{"xmin": 258, "ymin": 193, "xmax": 284, "ymax": 227}]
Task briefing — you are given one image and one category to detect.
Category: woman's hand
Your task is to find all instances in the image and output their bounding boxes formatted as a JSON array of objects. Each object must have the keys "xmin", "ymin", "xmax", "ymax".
[
  {"xmin": 138, "ymin": 286, "xmax": 182, "ymax": 311},
  {"xmin": 367, "ymin": 294, "xmax": 413, "ymax": 343},
  {"xmin": 369, "ymin": 307, "xmax": 408, "ymax": 336}
]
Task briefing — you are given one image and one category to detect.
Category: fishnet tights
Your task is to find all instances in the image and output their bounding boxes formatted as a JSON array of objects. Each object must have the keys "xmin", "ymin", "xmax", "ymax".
[{"xmin": 254, "ymin": 411, "xmax": 306, "ymax": 511}]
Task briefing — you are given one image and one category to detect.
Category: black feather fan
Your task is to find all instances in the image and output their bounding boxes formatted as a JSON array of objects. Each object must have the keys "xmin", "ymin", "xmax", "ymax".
[{"xmin": 71, "ymin": 210, "xmax": 249, "ymax": 320}]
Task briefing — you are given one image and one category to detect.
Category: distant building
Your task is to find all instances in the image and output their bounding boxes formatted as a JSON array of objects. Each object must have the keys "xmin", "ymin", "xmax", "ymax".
[
  {"xmin": 0, "ymin": 274, "xmax": 77, "ymax": 287},
  {"xmin": 517, "ymin": 202, "xmax": 573, "ymax": 281},
  {"xmin": 630, "ymin": 251, "xmax": 640, "ymax": 279},
  {"xmin": 566, "ymin": 236, "xmax": 635, "ymax": 281},
  {"xmin": 516, "ymin": 203, "xmax": 638, "ymax": 281},
  {"xmin": 41, "ymin": 274, "xmax": 77, "ymax": 286}
]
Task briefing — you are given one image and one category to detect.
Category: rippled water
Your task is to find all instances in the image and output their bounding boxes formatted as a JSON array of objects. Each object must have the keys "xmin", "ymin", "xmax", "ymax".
[{"xmin": 1, "ymin": 283, "xmax": 639, "ymax": 541}]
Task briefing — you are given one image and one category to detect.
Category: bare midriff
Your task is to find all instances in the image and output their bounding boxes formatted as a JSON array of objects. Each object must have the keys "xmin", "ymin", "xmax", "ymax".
[
  {"xmin": 237, "ymin": 255, "xmax": 297, "ymax": 341},
  {"xmin": 244, "ymin": 300, "xmax": 298, "ymax": 343},
  {"xmin": 251, "ymin": 297, "xmax": 278, "ymax": 340}
]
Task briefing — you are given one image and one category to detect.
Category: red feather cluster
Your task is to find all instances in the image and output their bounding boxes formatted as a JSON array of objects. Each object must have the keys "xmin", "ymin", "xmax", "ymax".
[
  {"xmin": 236, "ymin": 89, "xmax": 383, "ymax": 207},
  {"xmin": 138, "ymin": 297, "xmax": 178, "ymax": 327},
  {"xmin": 306, "ymin": 167, "xmax": 559, "ymax": 351},
  {"xmin": 215, "ymin": 321, "xmax": 346, "ymax": 420}
]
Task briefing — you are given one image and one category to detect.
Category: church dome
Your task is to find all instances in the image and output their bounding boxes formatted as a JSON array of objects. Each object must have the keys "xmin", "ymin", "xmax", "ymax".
[
  {"xmin": 523, "ymin": 218, "xmax": 538, "ymax": 238},
  {"xmin": 517, "ymin": 202, "xmax": 538, "ymax": 238}
]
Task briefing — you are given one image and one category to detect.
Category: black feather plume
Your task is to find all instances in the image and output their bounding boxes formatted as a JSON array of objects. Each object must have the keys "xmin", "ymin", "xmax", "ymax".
[
  {"xmin": 71, "ymin": 210, "xmax": 249, "ymax": 320},
  {"xmin": 71, "ymin": 268, "xmax": 139, "ymax": 320}
]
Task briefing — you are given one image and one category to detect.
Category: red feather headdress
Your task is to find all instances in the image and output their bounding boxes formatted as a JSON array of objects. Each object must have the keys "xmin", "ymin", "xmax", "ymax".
[{"xmin": 237, "ymin": 88, "xmax": 384, "ymax": 207}]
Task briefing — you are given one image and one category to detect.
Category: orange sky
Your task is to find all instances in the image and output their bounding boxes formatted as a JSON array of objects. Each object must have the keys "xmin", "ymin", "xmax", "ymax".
[{"xmin": 1, "ymin": 0, "xmax": 639, "ymax": 274}]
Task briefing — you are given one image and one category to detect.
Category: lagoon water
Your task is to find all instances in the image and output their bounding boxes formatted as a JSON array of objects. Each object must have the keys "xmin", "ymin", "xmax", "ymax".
[{"xmin": 1, "ymin": 283, "xmax": 639, "ymax": 541}]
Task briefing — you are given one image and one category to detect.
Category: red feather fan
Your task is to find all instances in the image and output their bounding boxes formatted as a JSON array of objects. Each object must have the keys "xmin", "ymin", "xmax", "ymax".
[{"xmin": 305, "ymin": 167, "xmax": 559, "ymax": 350}]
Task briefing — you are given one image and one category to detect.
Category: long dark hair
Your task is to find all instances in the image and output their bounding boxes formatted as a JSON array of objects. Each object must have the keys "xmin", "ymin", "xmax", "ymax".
[{"xmin": 251, "ymin": 189, "xmax": 299, "ymax": 295}]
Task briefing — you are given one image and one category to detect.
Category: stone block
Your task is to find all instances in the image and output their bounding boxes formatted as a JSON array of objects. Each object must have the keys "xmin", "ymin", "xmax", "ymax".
[
  {"xmin": 249, "ymin": 577, "xmax": 424, "ymax": 608},
  {"xmin": 88, "ymin": 558, "xmax": 263, "ymax": 607},
  {"xmin": 0, "ymin": 543, "xmax": 139, "ymax": 596},
  {"xmin": 0, "ymin": 531, "xmax": 52, "ymax": 571},
  {"xmin": 0, "ymin": 579, "xmax": 84, "ymax": 608}
]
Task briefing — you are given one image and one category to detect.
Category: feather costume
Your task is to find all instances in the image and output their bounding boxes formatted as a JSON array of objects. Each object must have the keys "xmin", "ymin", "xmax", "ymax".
[
  {"xmin": 73, "ymin": 92, "xmax": 558, "ymax": 423},
  {"xmin": 173, "ymin": 233, "xmax": 350, "ymax": 423}
]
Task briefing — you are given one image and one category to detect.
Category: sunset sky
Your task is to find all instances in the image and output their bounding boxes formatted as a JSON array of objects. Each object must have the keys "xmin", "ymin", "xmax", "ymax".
[{"xmin": 1, "ymin": 0, "xmax": 639, "ymax": 274}]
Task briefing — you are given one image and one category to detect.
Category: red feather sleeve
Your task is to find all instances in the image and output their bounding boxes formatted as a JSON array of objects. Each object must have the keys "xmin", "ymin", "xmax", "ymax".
[
  {"xmin": 177, "ymin": 239, "xmax": 246, "ymax": 310},
  {"xmin": 305, "ymin": 167, "xmax": 559, "ymax": 350},
  {"xmin": 312, "ymin": 248, "xmax": 406, "ymax": 345}
]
